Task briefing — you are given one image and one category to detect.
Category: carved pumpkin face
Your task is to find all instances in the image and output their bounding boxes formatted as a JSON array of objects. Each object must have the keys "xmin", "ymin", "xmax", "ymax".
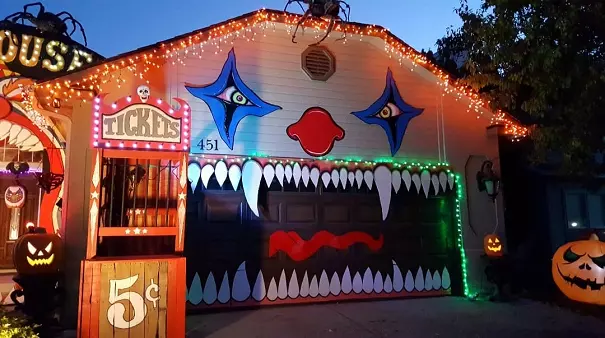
[
  {"xmin": 552, "ymin": 234, "xmax": 605, "ymax": 305},
  {"xmin": 484, "ymin": 234, "xmax": 503, "ymax": 257},
  {"xmin": 4, "ymin": 185, "xmax": 25, "ymax": 208},
  {"xmin": 13, "ymin": 229, "xmax": 63, "ymax": 275}
]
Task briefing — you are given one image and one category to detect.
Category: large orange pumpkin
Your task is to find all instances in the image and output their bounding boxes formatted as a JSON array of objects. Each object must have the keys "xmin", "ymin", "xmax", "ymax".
[{"xmin": 552, "ymin": 234, "xmax": 605, "ymax": 305}]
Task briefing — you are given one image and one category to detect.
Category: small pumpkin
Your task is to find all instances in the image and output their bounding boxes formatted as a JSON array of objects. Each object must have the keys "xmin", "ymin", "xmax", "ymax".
[
  {"xmin": 484, "ymin": 234, "xmax": 503, "ymax": 257},
  {"xmin": 13, "ymin": 227, "xmax": 63, "ymax": 275},
  {"xmin": 4, "ymin": 185, "xmax": 26, "ymax": 208},
  {"xmin": 552, "ymin": 234, "xmax": 605, "ymax": 305}
]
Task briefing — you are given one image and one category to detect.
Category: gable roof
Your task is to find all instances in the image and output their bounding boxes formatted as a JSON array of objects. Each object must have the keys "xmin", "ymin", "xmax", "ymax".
[{"xmin": 35, "ymin": 8, "xmax": 528, "ymax": 137}]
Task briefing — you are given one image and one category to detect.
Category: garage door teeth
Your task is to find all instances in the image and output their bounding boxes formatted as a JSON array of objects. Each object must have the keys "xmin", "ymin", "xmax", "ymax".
[
  {"xmin": 293, "ymin": 163, "xmax": 302, "ymax": 187},
  {"xmin": 330, "ymin": 271, "xmax": 341, "ymax": 296},
  {"xmin": 242, "ymin": 160, "xmax": 263, "ymax": 217},
  {"xmin": 374, "ymin": 165, "xmax": 392, "ymax": 220},
  {"xmin": 232, "ymin": 262, "xmax": 250, "ymax": 302},
  {"xmin": 301, "ymin": 166, "xmax": 310, "ymax": 187},
  {"xmin": 252, "ymin": 270, "xmax": 266, "ymax": 301},
  {"xmin": 284, "ymin": 163, "xmax": 293, "ymax": 183}
]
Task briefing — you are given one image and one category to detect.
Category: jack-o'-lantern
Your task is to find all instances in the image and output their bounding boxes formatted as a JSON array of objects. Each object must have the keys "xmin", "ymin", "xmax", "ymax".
[
  {"xmin": 13, "ymin": 227, "xmax": 63, "ymax": 276},
  {"xmin": 484, "ymin": 234, "xmax": 503, "ymax": 257},
  {"xmin": 4, "ymin": 185, "xmax": 25, "ymax": 208},
  {"xmin": 552, "ymin": 234, "xmax": 605, "ymax": 305}
]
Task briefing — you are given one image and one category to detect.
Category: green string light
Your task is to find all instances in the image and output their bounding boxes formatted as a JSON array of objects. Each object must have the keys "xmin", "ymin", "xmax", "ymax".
[{"xmin": 454, "ymin": 173, "xmax": 470, "ymax": 297}]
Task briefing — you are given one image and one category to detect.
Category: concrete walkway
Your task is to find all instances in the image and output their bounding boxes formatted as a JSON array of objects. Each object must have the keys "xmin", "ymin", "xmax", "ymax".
[{"xmin": 185, "ymin": 297, "xmax": 604, "ymax": 338}]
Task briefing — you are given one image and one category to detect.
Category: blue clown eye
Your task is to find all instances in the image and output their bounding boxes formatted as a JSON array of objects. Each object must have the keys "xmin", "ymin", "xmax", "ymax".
[
  {"xmin": 217, "ymin": 86, "xmax": 250, "ymax": 106},
  {"xmin": 375, "ymin": 103, "xmax": 402, "ymax": 119}
]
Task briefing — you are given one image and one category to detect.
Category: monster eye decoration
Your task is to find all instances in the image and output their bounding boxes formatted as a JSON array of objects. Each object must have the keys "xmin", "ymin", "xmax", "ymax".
[
  {"xmin": 351, "ymin": 68, "xmax": 424, "ymax": 156},
  {"xmin": 185, "ymin": 48, "xmax": 282, "ymax": 150}
]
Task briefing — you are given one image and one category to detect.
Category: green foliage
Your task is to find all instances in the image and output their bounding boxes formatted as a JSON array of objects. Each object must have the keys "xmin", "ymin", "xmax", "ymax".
[
  {"xmin": 0, "ymin": 309, "xmax": 39, "ymax": 338},
  {"xmin": 436, "ymin": 0, "xmax": 605, "ymax": 175}
]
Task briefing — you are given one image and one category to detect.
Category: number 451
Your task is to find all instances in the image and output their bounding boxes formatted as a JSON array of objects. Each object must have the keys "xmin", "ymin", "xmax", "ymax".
[{"xmin": 198, "ymin": 139, "xmax": 218, "ymax": 151}]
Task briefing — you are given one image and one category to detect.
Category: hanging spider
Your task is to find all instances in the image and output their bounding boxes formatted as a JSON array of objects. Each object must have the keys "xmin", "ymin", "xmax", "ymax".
[
  {"xmin": 3, "ymin": 2, "xmax": 88, "ymax": 46},
  {"xmin": 284, "ymin": 0, "xmax": 351, "ymax": 46}
]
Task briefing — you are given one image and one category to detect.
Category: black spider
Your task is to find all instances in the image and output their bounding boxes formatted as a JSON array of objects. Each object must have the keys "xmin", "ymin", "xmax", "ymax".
[
  {"xmin": 3, "ymin": 2, "xmax": 88, "ymax": 46},
  {"xmin": 284, "ymin": 0, "xmax": 351, "ymax": 46}
]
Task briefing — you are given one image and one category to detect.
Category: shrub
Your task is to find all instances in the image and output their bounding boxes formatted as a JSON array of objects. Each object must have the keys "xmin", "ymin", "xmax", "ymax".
[{"xmin": 0, "ymin": 309, "xmax": 39, "ymax": 338}]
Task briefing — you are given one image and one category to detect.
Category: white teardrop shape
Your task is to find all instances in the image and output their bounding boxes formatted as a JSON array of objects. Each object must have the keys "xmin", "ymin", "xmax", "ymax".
[
  {"xmin": 375, "ymin": 165, "xmax": 392, "ymax": 220},
  {"xmin": 404, "ymin": 271, "xmax": 415, "ymax": 292},
  {"xmin": 232, "ymin": 262, "xmax": 251, "ymax": 302},
  {"xmin": 341, "ymin": 267, "xmax": 352, "ymax": 294},
  {"xmin": 28, "ymin": 141, "xmax": 44, "ymax": 152},
  {"xmin": 362, "ymin": 268, "xmax": 374, "ymax": 294},
  {"xmin": 439, "ymin": 172, "xmax": 448, "ymax": 191},
  {"xmin": 331, "ymin": 169, "xmax": 340, "ymax": 188},
  {"xmin": 242, "ymin": 160, "xmax": 263, "ymax": 217},
  {"xmin": 355, "ymin": 169, "xmax": 364, "ymax": 189},
  {"xmin": 14, "ymin": 128, "xmax": 31, "ymax": 145},
  {"xmin": 348, "ymin": 171, "xmax": 355, "ymax": 187},
  {"xmin": 339, "ymin": 168, "xmax": 348, "ymax": 188},
  {"xmin": 263, "ymin": 164, "xmax": 275, "ymax": 187},
  {"xmin": 288, "ymin": 270, "xmax": 299, "ymax": 299},
  {"xmin": 214, "ymin": 161, "xmax": 228, "ymax": 187},
  {"xmin": 330, "ymin": 272, "xmax": 341, "ymax": 296},
  {"xmin": 364, "ymin": 170, "xmax": 374, "ymax": 190},
  {"xmin": 217, "ymin": 271, "xmax": 231, "ymax": 304},
  {"xmin": 402, "ymin": 170, "xmax": 412, "ymax": 191},
  {"xmin": 228, "ymin": 165, "xmax": 241, "ymax": 190},
  {"xmin": 203, "ymin": 272, "xmax": 217, "ymax": 305},
  {"xmin": 201, "ymin": 164, "xmax": 214, "ymax": 188},
  {"xmin": 310, "ymin": 167, "xmax": 320, "ymax": 187},
  {"xmin": 252, "ymin": 270, "xmax": 266, "ymax": 301},
  {"xmin": 293, "ymin": 163, "xmax": 302, "ymax": 187},
  {"xmin": 300, "ymin": 272, "xmax": 310, "ymax": 297},
  {"xmin": 321, "ymin": 172, "xmax": 331, "ymax": 188},
  {"xmin": 392, "ymin": 170, "xmax": 402, "ymax": 193},
  {"xmin": 374, "ymin": 271, "xmax": 384, "ymax": 294},
  {"xmin": 415, "ymin": 267, "xmax": 425, "ymax": 291},
  {"xmin": 383, "ymin": 275, "xmax": 393, "ymax": 293},
  {"xmin": 352, "ymin": 272, "xmax": 363, "ymax": 294},
  {"xmin": 301, "ymin": 166, "xmax": 310, "ymax": 187},
  {"xmin": 188, "ymin": 272, "xmax": 203, "ymax": 305},
  {"xmin": 8, "ymin": 125, "xmax": 21, "ymax": 143},
  {"xmin": 447, "ymin": 173, "xmax": 455, "ymax": 190},
  {"xmin": 319, "ymin": 271, "xmax": 330, "ymax": 297},
  {"xmin": 285, "ymin": 164, "xmax": 293, "ymax": 183},
  {"xmin": 432, "ymin": 271, "xmax": 442, "ymax": 291},
  {"xmin": 278, "ymin": 270, "xmax": 288, "ymax": 300},
  {"xmin": 442, "ymin": 267, "xmax": 451, "ymax": 290},
  {"xmin": 275, "ymin": 163, "xmax": 285, "ymax": 187},
  {"xmin": 431, "ymin": 174, "xmax": 440, "ymax": 195},
  {"xmin": 0, "ymin": 121, "xmax": 12, "ymax": 139},
  {"xmin": 309, "ymin": 276, "xmax": 319, "ymax": 297},
  {"xmin": 267, "ymin": 278, "xmax": 278, "ymax": 301},
  {"xmin": 188, "ymin": 163, "xmax": 201, "ymax": 192},
  {"xmin": 412, "ymin": 173, "xmax": 421, "ymax": 194},
  {"xmin": 393, "ymin": 260, "xmax": 404, "ymax": 292},
  {"xmin": 424, "ymin": 270, "xmax": 433, "ymax": 291},
  {"xmin": 420, "ymin": 170, "xmax": 431, "ymax": 198}
]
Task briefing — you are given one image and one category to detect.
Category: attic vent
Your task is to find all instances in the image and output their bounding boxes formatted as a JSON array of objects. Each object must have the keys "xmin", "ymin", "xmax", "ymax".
[{"xmin": 301, "ymin": 46, "xmax": 335, "ymax": 81}]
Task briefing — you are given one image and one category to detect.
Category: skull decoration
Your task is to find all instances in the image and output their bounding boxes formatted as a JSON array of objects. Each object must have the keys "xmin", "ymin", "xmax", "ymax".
[
  {"xmin": 484, "ymin": 234, "xmax": 503, "ymax": 257},
  {"xmin": 137, "ymin": 85, "xmax": 150, "ymax": 103},
  {"xmin": 13, "ymin": 227, "xmax": 63, "ymax": 275},
  {"xmin": 5, "ymin": 185, "xmax": 26, "ymax": 208}
]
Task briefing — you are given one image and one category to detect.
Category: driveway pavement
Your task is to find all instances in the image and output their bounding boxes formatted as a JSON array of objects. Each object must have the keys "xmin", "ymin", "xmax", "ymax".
[{"xmin": 185, "ymin": 297, "xmax": 604, "ymax": 338}]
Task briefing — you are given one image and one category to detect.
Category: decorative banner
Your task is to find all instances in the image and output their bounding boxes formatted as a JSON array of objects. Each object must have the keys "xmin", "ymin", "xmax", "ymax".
[{"xmin": 92, "ymin": 87, "xmax": 191, "ymax": 151}]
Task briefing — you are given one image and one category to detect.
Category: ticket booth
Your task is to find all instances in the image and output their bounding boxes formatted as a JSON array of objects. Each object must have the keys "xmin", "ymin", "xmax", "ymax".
[{"xmin": 77, "ymin": 88, "xmax": 190, "ymax": 338}]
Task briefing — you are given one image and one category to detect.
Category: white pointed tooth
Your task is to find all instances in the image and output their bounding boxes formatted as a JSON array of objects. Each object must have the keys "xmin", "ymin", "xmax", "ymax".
[
  {"xmin": 232, "ymin": 262, "xmax": 250, "ymax": 302},
  {"xmin": 415, "ymin": 267, "xmax": 425, "ymax": 291},
  {"xmin": 392, "ymin": 170, "xmax": 402, "ymax": 193},
  {"xmin": 431, "ymin": 174, "xmax": 440, "ymax": 195},
  {"xmin": 392, "ymin": 260, "xmax": 403, "ymax": 292},
  {"xmin": 293, "ymin": 163, "xmax": 302, "ymax": 187},
  {"xmin": 188, "ymin": 163, "xmax": 201, "ymax": 192},
  {"xmin": 309, "ymin": 275, "xmax": 319, "ymax": 297},
  {"xmin": 420, "ymin": 170, "xmax": 431, "ymax": 198},
  {"xmin": 363, "ymin": 170, "xmax": 374, "ymax": 190},
  {"xmin": 301, "ymin": 166, "xmax": 310, "ymax": 187},
  {"xmin": 263, "ymin": 164, "xmax": 275, "ymax": 187},
  {"xmin": 411, "ymin": 173, "xmax": 421, "ymax": 194},
  {"xmin": 348, "ymin": 171, "xmax": 355, "ymax": 187},
  {"xmin": 228, "ymin": 164, "xmax": 242, "ymax": 190},
  {"xmin": 28, "ymin": 142, "xmax": 44, "ymax": 152},
  {"xmin": 375, "ymin": 165, "xmax": 392, "ymax": 220},
  {"xmin": 352, "ymin": 272, "xmax": 363, "ymax": 294},
  {"xmin": 200, "ymin": 163, "xmax": 214, "ymax": 189},
  {"xmin": 203, "ymin": 272, "xmax": 217, "ymax": 305},
  {"xmin": 330, "ymin": 272, "xmax": 341, "ymax": 296},
  {"xmin": 355, "ymin": 169, "xmax": 364, "ymax": 189},
  {"xmin": 447, "ymin": 173, "xmax": 455, "ymax": 190},
  {"xmin": 278, "ymin": 270, "xmax": 288, "ymax": 299},
  {"xmin": 339, "ymin": 168, "xmax": 348, "ymax": 188},
  {"xmin": 442, "ymin": 267, "xmax": 451, "ymax": 290},
  {"xmin": 8, "ymin": 124, "xmax": 21, "ymax": 144},
  {"xmin": 275, "ymin": 163, "xmax": 285, "ymax": 187},
  {"xmin": 319, "ymin": 271, "xmax": 330, "ymax": 297},
  {"xmin": 242, "ymin": 160, "xmax": 263, "ymax": 217},
  {"xmin": 439, "ymin": 172, "xmax": 448, "ymax": 191},
  {"xmin": 321, "ymin": 172, "xmax": 331, "ymax": 188},
  {"xmin": 310, "ymin": 167, "xmax": 320, "ymax": 187},
  {"xmin": 374, "ymin": 271, "xmax": 384, "ymax": 294},
  {"xmin": 331, "ymin": 169, "xmax": 340, "ymax": 188},
  {"xmin": 341, "ymin": 267, "xmax": 352, "ymax": 294},
  {"xmin": 299, "ymin": 272, "xmax": 310, "ymax": 297},
  {"xmin": 15, "ymin": 128, "xmax": 31, "ymax": 146},
  {"xmin": 188, "ymin": 272, "xmax": 203, "ymax": 305},
  {"xmin": 20, "ymin": 134, "xmax": 39, "ymax": 147},
  {"xmin": 288, "ymin": 270, "xmax": 299, "ymax": 299},
  {"xmin": 217, "ymin": 271, "xmax": 231, "ymax": 304},
  {"xmin": 252, "ymin": 270, "xmax": 266, "ymax": 301},
  {"xmin": 424, "ymin": 270, "xmax": 433, "ymax": 291},
  {"xmin": 432, "ymin": 271, "xmax": 442, "ymax": 291},
  {"xmin": 285, "ymin": 164, "xmax": 293, "ymax": 183},
  {"xmin": 0, "ymin": 121, "xmax": 11, "ymax": 139},
  {"xmin": 362, "ymin": 268, "xmax": 374, "ymax": 294},
  {"xmin": 383, "ymin": 275, "xmax": 393, "ymax": 293},
  {"xmin": 404, "ymin": 271, "xmax": 414, "ymax": 292},
  {"xmin": 267, "ymin": 278, "xmax": 278, "ymax": 301},
  {"xmin": 402, "ymin": 170, "xmax": 412, "ymax": 191},
  {"xmin": 214, "ymin": 161, "xmax": 228, "ymax": 187}
]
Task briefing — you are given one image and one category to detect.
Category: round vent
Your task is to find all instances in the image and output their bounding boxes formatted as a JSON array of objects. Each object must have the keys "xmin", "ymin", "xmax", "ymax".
[{"xmin": 301, "ymin": 46, "xmax": 335, "ymax": 81}]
